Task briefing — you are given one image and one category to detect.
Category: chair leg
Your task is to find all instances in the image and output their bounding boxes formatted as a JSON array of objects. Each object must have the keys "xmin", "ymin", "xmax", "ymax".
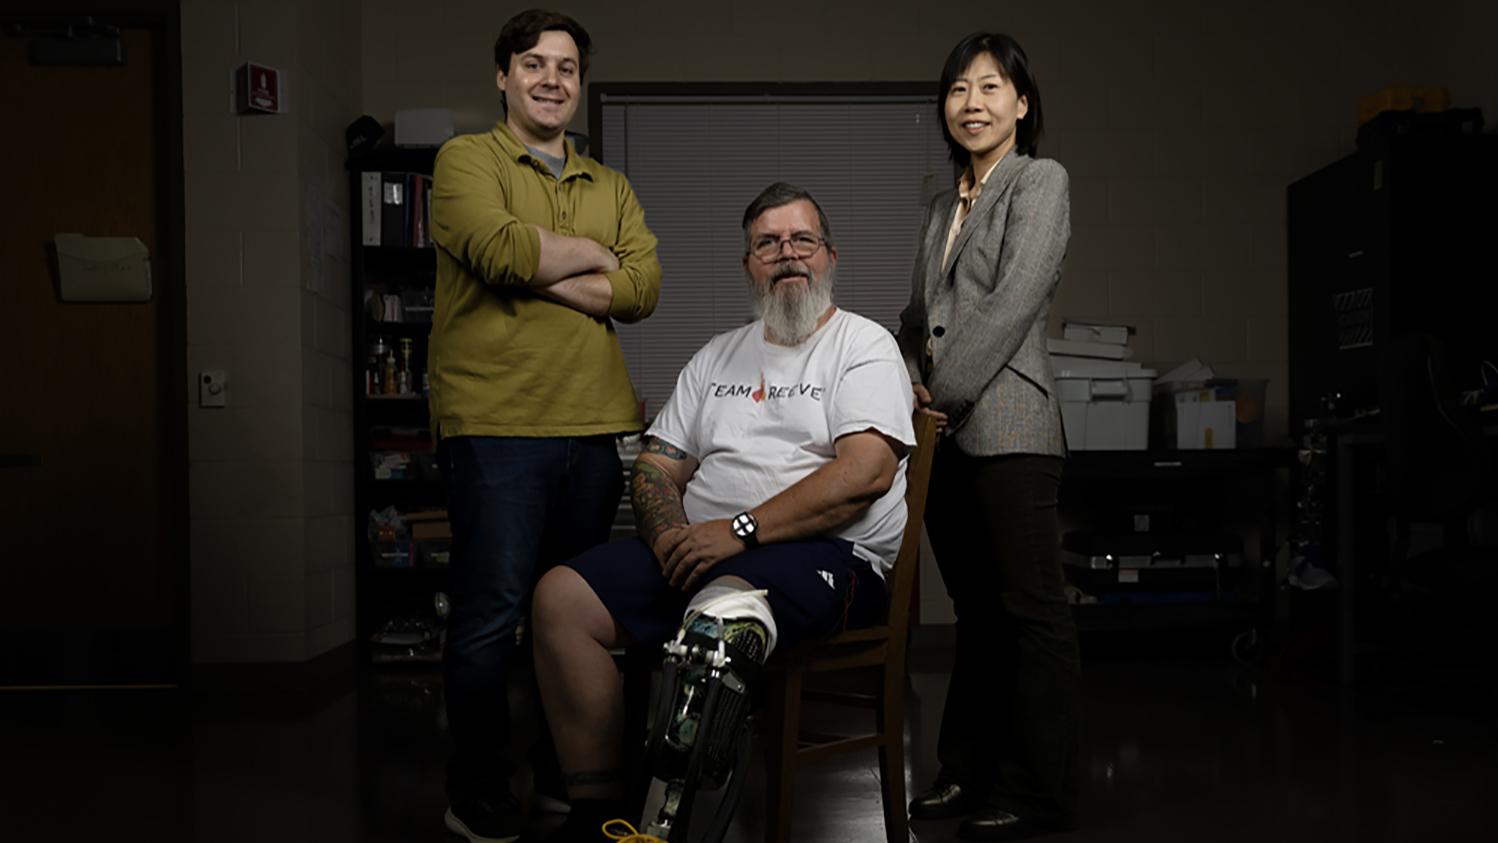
[
  {"xmin": 763, "ymin": 670, "xmax": 802, "ymax": 843},
  {"xmin": 876, "ymin": 664, "xmax": 909, "ymax": 843}
]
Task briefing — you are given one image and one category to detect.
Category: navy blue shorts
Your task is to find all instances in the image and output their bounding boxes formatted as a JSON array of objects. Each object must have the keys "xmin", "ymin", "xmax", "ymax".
[{"xmin": 561, "ymin": 537, "xmax": 888, "ymax": 649}]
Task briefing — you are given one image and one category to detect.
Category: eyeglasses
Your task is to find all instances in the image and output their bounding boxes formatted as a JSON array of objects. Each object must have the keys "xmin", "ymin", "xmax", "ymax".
[{"xmin": 748, "ymin": 233, "xmax": 826, "ymax": 262}]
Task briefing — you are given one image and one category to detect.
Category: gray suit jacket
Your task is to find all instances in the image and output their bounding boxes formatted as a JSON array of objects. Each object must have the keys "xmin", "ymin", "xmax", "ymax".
[{"xmin": 896, "ymin": 151, "xmax": 1071, "ymax": 457}]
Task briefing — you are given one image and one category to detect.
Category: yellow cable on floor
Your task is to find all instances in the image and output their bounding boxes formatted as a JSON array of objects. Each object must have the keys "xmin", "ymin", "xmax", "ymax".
[{"xmin": 603, "ymin": 819, "xmax": 667, "ymax": 843}]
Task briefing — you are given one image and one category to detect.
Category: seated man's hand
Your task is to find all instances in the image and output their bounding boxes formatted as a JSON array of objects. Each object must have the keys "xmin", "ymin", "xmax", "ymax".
[
  {"xmin": 651, "ymin": 526, "xmax": 687, "ymax": 567},
  {"xmin": 661, "ymin": 519, "xmax": 743, "ymax": 591}
]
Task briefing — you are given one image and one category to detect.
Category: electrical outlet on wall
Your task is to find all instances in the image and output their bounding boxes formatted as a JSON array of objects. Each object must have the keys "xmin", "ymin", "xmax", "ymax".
[{"xmin": 199, "ymin": 370, "xmax": 226, "ymax": 408}]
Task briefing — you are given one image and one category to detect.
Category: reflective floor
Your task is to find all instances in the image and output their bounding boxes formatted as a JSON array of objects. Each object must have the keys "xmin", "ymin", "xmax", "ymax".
[{"xmin": 2, "ymin": 630, "xmax": 1493, "ymax": 842}]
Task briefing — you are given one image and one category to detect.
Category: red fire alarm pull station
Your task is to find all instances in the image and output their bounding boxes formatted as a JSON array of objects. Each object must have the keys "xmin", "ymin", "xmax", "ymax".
[{"xmin": 234, "ymin": 62, "xmax": 284, "ymax": 114}]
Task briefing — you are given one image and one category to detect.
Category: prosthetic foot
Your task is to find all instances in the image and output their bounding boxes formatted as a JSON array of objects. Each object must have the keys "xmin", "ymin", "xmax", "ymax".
[{"xmin": 641, "ymin": 594, "xmax": 771, "ymax": 843}]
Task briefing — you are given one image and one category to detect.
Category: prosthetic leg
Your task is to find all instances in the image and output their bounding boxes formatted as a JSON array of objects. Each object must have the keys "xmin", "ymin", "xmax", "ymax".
[{"xmin": 638, "ymin": 592, "xmax": 772, "ymax": 843}]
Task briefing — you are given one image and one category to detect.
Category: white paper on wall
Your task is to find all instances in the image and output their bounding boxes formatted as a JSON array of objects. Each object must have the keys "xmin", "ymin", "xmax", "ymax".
[{"xmin": 54, "ymin": 234, "xmax": 152, "ymax": 302}]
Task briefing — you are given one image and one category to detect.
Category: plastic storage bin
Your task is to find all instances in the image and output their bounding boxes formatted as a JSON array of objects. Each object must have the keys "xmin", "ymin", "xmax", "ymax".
[{"xmin": 1055, "ymin": 369, "xmax": 1157, "ymax": 450}]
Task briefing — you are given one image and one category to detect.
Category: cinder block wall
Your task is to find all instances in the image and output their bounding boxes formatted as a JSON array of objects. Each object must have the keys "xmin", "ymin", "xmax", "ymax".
[{"xmin": 180, "ymin": 0, "xmax": 361, "ymax": 662}]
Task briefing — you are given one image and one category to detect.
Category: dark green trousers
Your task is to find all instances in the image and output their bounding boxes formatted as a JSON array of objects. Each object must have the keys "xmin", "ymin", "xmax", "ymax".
[{"xmin": 923, "ymin": 447, "xmax": 1080, "ymax": 828}]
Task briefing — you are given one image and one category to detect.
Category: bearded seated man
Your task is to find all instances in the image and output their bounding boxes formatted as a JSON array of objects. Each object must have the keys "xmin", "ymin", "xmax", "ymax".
[{"xmin": 531, "ymin": 182, "xmax": 917, "ymax": 842}]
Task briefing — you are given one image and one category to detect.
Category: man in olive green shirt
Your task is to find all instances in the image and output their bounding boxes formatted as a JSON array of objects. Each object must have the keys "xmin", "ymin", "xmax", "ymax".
[{"xmin": 429, "ymin": 10, "xmax": 660, "ymax": 843}]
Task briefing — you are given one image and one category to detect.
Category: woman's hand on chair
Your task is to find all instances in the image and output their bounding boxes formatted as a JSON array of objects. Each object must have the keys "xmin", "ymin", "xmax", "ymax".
[{"xmin": 913, "ymin": 384, "xmax": 948, "ymax": 430}]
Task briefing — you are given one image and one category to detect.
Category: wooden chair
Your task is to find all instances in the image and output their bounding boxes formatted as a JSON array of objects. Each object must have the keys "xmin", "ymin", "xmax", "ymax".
[
  {"xmin": 761, "ymin": 411, "xmax": 938, "ymax": 843},
  {"xmin": 622, "ymin": 412, "xmax": 938, "ymax": 843}
]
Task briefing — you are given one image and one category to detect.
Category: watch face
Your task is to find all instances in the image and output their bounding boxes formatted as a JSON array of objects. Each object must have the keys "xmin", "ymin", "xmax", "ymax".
[{"xmin": 731, "ymin": 512, "xmax": 756, "ymax": 538}]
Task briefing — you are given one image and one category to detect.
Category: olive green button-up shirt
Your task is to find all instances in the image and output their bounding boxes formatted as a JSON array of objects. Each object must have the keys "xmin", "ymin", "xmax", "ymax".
[{"xmin": 429, "ymin": 121, "xmax": 661, "ymax": 440}]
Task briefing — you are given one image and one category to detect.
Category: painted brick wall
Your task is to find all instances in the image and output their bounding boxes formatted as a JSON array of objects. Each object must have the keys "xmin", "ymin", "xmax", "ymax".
[{"xmin": 181, "ymin": 0, "xmax": 361, "ymax": 662}]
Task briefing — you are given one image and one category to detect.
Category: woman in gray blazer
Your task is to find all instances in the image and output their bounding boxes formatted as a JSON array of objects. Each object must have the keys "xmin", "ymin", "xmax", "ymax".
[{"xmin": 896, "ymin": 32, "xmax": 1079, "ymax": 841}]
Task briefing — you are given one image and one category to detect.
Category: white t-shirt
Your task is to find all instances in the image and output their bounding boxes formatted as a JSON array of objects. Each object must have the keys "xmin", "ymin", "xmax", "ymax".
[{"xmin": 647, "ymin": 309, "xmax": 917, "ymax": 576}]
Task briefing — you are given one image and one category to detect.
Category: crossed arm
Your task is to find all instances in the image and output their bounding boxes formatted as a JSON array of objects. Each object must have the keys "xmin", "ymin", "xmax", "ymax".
[
  {"xmin": 528, "ymin": 226, "xmax": 617, "ymax": 316},
  {"xmin": 431, "ymin": 138, "xmax": 661, "ymax": 320},
  {"xmin": 630, "ymin": 431, "xmax": 905, "ymax": 591}
]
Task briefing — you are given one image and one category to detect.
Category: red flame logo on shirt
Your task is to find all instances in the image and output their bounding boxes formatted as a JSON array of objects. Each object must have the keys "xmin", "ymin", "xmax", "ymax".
[{"xmin": 751, "ymin": 374, "xmax": 765, "ymax": 403}]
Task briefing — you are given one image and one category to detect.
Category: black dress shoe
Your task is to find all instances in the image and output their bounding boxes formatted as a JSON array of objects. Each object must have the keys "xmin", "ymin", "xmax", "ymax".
[
  {"xmin": 908, "ymin": 781, "xmax": 987, "ymax": 820},
  {"xmin": 957, "ymin": 808, "xmax": 1047, "ymax": 841}
]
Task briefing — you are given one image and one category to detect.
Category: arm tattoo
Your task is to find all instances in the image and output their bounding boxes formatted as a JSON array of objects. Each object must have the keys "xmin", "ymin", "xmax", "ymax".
[
  {"xmin": 632, "ymin": 442, "xmax": 689, "ymax": 548},
  {"xmin": 643, "ymin": 438, "xmax": 691, "ymax": 460}
]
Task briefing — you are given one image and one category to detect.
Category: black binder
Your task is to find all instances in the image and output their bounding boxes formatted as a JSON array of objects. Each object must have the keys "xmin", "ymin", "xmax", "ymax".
[{"xmin": 380, "ymin": 171, "xmax": 407, "ymax": 247}]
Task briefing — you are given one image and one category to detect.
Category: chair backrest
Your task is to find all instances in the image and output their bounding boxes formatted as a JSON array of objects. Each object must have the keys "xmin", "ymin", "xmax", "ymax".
[
  {"xmin": 876, "ymin": 412, "xmax": 939, "ymax": 634},
  {"xmin": 1378, "ymin": 332, "xmax": 1493, "ymax": 524}
]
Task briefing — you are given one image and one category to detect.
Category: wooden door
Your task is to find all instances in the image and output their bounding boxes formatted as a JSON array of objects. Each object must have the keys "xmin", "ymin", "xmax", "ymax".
[{"xmin": 0, "ymin": 25, "xmax": 179, "ymax": 686}]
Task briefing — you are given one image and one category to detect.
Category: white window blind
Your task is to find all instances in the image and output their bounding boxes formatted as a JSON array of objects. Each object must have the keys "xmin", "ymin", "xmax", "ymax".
[{"xmin": 599, "ymin": 94, "xmax": 951, "ymax": 415}]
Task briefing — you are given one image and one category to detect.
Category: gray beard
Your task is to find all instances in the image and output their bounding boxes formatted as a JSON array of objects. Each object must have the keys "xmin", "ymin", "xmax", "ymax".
[{"xmin": 750, "ymin": 263, "xmax": 836, "ymax": 346}]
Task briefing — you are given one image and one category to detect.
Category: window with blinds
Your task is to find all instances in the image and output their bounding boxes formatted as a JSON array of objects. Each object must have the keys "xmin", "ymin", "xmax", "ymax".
[{"xmin": 595, "ymin": 90, "xmax": 952, "ymax": 416}]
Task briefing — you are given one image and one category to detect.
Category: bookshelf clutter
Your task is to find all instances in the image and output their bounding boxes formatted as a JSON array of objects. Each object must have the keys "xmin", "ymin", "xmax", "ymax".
[{"xmin": 350, "ymin": 147, "xmax": 448, "ymax": 667}]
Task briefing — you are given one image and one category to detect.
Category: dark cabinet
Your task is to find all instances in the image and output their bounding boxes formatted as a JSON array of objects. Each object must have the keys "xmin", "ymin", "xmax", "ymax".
[{"xmin": 1287, "ymin": 110, "xmax": 1497, "ymax": 433}]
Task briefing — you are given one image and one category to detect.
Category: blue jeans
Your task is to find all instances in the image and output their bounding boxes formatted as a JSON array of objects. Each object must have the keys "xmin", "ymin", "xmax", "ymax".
[{"xmin": 438, "ymin": 435, "xmax": 624, "ymax": 795}]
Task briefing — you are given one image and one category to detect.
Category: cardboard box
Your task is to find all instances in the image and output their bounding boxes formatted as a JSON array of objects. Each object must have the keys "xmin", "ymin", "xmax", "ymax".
[
  {"xmin": 1056, "ymin": 370, "xmax": 1156, "ymax": 450},
  {"xmin": 406, "ymin": 509, "xmax": 450, "ymax": 540},
  {"xmin": 1152, "ymin": 380, "xmax": 1266, "ymax": 449},
  {"xmin": 1174, "ymin": 394, "xmax": 1237, "ymax": 449},
  {"xmin": 411, "ymin": 520, "xmax": 451, "ymax": 540},
  {"xmin": 1150, "ymin": 378, "xmax": 1270, "ymax": 452}
]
